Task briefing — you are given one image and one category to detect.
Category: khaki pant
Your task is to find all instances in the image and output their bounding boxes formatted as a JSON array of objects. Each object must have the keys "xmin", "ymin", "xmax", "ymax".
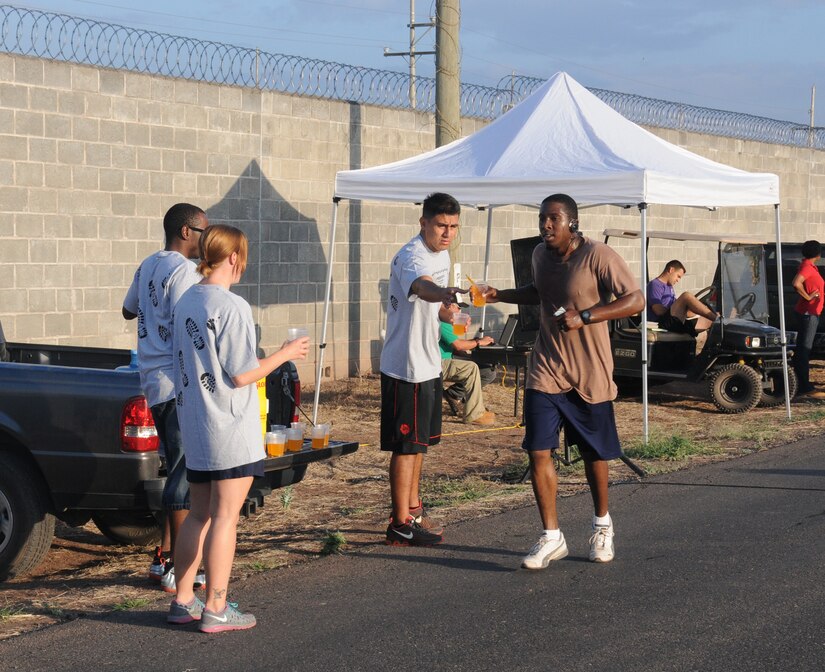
[{"xmin": 442, "ymin": 358, "xmax": 485, "ymax": 423}]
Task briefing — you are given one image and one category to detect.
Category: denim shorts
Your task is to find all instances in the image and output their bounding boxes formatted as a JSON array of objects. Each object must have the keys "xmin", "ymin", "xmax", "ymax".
[
  {"xmin": 150, "ymin": 399, "xmax": 190, "ymax": 511},
  {"xmin": 522, "ymin": 388, "xmax": 622, "ymax": 461}
]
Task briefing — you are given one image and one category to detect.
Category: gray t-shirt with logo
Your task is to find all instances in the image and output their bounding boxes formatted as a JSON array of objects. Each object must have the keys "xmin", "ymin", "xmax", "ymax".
[
  {"xmin": 172, "ymin": 284, "xmax": 265, "ymax": 471},
  {"xmin": 379, "ymin": 234, "xmax": 451, "ymax": 383},
  {"xmin": 123, "ymin": 250, "xmax": 200, "ymax": 407}
]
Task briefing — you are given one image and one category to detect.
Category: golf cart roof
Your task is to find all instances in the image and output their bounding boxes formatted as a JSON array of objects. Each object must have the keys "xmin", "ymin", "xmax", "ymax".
[{"xmin": 602, "ymin": 229, "xmax": 771, "ymax": 245}]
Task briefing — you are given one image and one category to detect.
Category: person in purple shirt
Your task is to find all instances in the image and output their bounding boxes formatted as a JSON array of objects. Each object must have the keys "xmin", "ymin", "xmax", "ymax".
[{"xmin": 647, "ymin": 260, "xmax": 718, "ymax": 338}]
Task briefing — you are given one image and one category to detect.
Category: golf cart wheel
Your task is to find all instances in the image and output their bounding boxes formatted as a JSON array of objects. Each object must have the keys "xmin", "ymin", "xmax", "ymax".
[
  {"xmin": 759, "ymin": 367, "xmax": 798, "ymax": 407},
  {"xmin": 709, "ymin": 364, "xmax": 763, "ymax": 413}
]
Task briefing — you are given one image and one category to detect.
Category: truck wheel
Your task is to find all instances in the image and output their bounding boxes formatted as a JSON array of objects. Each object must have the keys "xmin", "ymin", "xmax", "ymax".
[
  {"xmin": 759, "ymin": 368, "xmax": 798, "ymax": 407},
  {"xmin": 92, "ymin": 511, "xmax": 161, "ymax": 546},
  {"xmin": 0, "ymin": 453, "xmax": 56, "ymax": 581},
  {"xmin": 709, "ymin": 364, "xmax": 763, "ymax": 413}
]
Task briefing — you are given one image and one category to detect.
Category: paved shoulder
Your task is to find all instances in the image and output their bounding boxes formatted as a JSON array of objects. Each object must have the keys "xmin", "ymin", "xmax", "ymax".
[{"xmin": 3, "ymin": 437, "xmax": 825, "ymax": 672}]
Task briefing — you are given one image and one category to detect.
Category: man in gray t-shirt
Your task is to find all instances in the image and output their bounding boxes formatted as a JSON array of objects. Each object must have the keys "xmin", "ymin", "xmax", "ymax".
[
  {"xmin": 380, "ymin": 193, "xmax": 463, "ymax": 547},
  {"xmin": 123, "ymin": 203, "xmax": 206, "ymax": 588}
]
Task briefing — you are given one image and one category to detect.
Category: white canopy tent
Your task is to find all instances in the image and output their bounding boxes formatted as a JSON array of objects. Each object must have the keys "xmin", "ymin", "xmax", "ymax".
[{"xmin": 314, "ymin": 72, "xmax": 788, "ymax": 436}]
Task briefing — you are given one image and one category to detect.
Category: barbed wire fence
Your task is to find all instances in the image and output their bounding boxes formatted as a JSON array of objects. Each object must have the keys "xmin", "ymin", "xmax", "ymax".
[{"xmin": 2, "ymin": 3, "xmax": 824, "ymax": 150}]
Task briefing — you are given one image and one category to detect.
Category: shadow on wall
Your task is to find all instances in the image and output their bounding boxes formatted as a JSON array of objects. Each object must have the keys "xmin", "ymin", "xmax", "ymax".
[{"xmin": 203, "ymin": 159, "xmax": 329, "ymax": 311}]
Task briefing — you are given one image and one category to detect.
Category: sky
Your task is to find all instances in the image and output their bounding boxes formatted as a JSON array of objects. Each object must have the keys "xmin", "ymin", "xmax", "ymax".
[{"xmin": 12, "ymin": 0, "xmax": 825, "ymax": 125}]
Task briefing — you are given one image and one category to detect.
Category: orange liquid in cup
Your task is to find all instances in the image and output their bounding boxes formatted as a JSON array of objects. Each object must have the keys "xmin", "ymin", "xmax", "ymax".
[
  {"xmin": 267, "ymin": 440, "xmax": 285, "ymax": 457},
  {"xmin": 470, "ymin": 284, "xmax": 486, "ymax": 307},
  {"xmin": 453, "ymin": 323, "xmax": 467, "ymax": 336},
  {"xmin": 311, "ymin": 437, "xmax": 325, "ymax": 450},
  {"xmin": 287, "ymin": 438, "xmax": 303, "ymax": 452}
]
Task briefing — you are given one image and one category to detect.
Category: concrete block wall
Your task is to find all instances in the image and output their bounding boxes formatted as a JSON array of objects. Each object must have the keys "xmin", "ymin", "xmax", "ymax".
[{"xmin": 2, "ymin": 52, "xmax": 825, "ymax": 381}]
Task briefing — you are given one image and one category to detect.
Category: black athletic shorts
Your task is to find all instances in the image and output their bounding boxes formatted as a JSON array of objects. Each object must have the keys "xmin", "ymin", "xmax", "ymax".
[
  {"xmin": 657, "ymin": 309, "xmax": 697, "ymax": 337},
  {"xmin": 380, "ymin": 373, "xmax": 442, "ymax": 454}
]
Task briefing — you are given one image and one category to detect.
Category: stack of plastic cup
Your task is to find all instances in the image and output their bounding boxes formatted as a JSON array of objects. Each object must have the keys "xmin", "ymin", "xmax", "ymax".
[
  {"xmin": 287, "ymin": 327, "xmax": 309, "ymax": 341},
  {"xmin": 265, "ymin": 429, "xmax": 286, "ymax": 457}
]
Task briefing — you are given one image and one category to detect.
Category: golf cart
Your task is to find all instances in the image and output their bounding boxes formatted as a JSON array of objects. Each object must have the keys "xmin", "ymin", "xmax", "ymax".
[{"xmin": 606, "ymin": 229, "xmax": 796, "ymax": 414}]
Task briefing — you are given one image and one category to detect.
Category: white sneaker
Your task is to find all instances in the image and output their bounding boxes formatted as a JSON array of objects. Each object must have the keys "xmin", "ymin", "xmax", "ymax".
[
  {"xmin": 160, "ymin": 563, "xmax": 207, "ymax": 593},
  {"xmin": 589, "ymin": 522, "xmax": 615, "ymax": 563},
  {"xmin": 521, "ymin": 533, "xmax": 568, "ymax": 570}
]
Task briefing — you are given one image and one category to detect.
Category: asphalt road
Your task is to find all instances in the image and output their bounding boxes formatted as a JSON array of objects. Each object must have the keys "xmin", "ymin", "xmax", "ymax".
[{"xmin": 3, "ymin": 437, "xmax": 825, "ymax": 672}]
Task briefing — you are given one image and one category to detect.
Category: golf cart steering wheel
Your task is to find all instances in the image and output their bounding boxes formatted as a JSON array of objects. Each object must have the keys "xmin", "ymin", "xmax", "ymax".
[
  {"xmin": 734, "ymin": 292, "xmax": 757, "ymax": 319},
  {"xmin": 695, "ymin": 285, "xmax": 716, "ymax": 312}
]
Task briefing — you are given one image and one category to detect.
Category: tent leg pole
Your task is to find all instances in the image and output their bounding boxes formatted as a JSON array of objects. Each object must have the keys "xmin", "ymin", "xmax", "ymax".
[
  {"xmin": 773, "ymin": 204, "xmax": 792, "ymax": 419},
  {"xmin": 480, "ymin": 206, "xmax": 494, "ymax": 332},
  {"xmin": 313, "ymin": 199, "xmax": 340, "ymax": 425},
  {"xmin": 639, "ymin": 203, "xmax": 649, "ymax": 445}
]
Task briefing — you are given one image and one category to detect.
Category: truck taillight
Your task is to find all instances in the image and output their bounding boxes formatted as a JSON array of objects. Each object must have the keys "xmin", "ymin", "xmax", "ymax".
[
  {"xmin": 292, "ymin": 380, "xmax": 301, "ymax": 424},
  {"xmin": 121, "ymin": 396, "xmax": 159, "ymax": 452}
]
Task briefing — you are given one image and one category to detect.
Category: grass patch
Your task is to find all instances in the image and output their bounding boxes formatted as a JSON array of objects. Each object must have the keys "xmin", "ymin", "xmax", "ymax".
[
  {"xmin": 0, "ymin": 605, "xmax": 27, "ymax": 620},
  {"xmin": 502, "ymin": 456, "xmax": 530, "ymax": 483},
  {"xmin": 320, "ymin": 531, "xmax": 347, "ymax": 555},
  {"xmin": 279, "ymin": 485, "xmax": 294, "ymax": 511},
  {"xmin": 625, "ymin": 433, "xmax": 705, "ymax": 461},
  {"xmin": 798, "ymin": 408, "xmax": 825, "ymax": 423},
  {"xmin": 112, "ymin": 597, "xmax": 151, "ymax": 611},
  {"xmin": 246, "ymin": 559, "xmax": 285, "ymax": 573},
  {"xmin": 423, "ymin": 476, "xmax": 493, "ymax": 508},
  {"xmin": 339, "ymin": 505, "xmax": 367, "ymax": 516}
]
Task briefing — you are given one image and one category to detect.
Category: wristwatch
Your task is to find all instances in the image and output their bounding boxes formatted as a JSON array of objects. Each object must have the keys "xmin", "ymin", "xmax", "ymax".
[{"xmin": 579, "ymin": 309, "xmax": 592, "ymax": 325}]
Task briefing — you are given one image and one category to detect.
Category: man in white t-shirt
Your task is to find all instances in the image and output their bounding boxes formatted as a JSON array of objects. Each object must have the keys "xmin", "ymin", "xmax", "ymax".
[
  {"xmin": 380, "ymin": 193, "xmax": 464, "ymax": 546},
  {"xmin": 123, "ymin": 203, "xmax": 206, "ymax": 590}
]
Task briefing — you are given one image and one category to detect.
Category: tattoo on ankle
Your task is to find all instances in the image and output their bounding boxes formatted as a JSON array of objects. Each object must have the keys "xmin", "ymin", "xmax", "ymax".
[{"xmin": 212, "ymin": 588, "xmax": 226, "ymax": 600}]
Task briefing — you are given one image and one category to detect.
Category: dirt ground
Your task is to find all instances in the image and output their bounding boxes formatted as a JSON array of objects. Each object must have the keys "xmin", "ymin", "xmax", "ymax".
[{"xmin": 2, "ymin": 363, "xmax": 824, "ymax": 640}]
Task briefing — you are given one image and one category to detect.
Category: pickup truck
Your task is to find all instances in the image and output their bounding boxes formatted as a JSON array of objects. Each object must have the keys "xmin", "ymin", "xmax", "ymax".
[{"xmin": 0, "ymin": 341, "xmax": 358, "ymax": 581}]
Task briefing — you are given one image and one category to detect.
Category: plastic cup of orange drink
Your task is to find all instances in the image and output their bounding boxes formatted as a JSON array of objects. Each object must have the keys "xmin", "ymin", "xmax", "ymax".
[
  {"xmin": 469, "ymin": 282, "xmax": 488, "ymax": 307},
  {"xmin": 452, "ymin": 312, "xmax": 471, "ymax": 336},
  {"xmin": 266, "ymin": 430, "xmax": 286, "ymax": 457},
  {"xmin": 311, "ymin": 425, "xmax": 326, "ymax": 450},
  {"xmin": 286, "ymin": 427, "xmax": 303, "ymax": 452}
]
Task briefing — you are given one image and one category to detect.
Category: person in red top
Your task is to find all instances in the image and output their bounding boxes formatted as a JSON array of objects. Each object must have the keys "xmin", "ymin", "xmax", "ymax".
[{"xmin": 792, "ymin": 240, "xmax": 824, "ymax": 399}]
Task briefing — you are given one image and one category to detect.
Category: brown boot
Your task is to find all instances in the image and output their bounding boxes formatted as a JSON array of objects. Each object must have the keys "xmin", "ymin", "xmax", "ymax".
[{"xmin": 469, "ymin": 410, "xmax": 495, "ymax": 426}]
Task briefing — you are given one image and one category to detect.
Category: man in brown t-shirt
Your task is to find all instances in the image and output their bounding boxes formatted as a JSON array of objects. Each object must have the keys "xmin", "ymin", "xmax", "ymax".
[{"xmin": 485, "ymin": 193, "xmax": 644, "ymax": 569}]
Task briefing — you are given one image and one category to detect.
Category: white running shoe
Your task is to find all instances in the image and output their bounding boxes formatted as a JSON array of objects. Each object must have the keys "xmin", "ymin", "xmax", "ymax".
[
  {"xmin": 589, "ymin": 522, "xmax": 615, "ymax": 563},
  {"xmin": 521, "ymin": 533, "xmax": 568, "ymax": 570},
  {"xmin": 160, "ymin": 563, "xmax": 207, "ymax": 593}
]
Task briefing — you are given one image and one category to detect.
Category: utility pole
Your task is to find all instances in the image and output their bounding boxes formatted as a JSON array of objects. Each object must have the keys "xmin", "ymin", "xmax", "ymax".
[
  {"xmin": 383, "ymin": 0, "xmax": 435, "ymax": 109},
  {"xmin": 809, "ymin": 85, "xmax": 816, "ymax": 148},
  {"xmin": 435, "ymin": 0, "xmax": 461, "ymax": 147}
]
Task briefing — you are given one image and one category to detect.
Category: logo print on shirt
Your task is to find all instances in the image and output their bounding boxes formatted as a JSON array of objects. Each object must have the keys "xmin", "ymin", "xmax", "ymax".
[
  {"xmin": 200, "ymin": 372, "xmax": 217, "ymax": 393},
  {"xmin": 148, "ymin": 280, "xmax": 158, "ymax": 307},
  {"xmin": 137, "ymin": 308, "xmax": 147, "ymax": 339},
  {"xmin": 390, "ymin": 295, "xmax": 398, "ymax": 312},
  {"xmin": 206, "ymin": 318, "xmax": 216, "ymax": 332},
  {"xmin": 158, "ymin": 324, "xmax": 170, "ymax": 342},
  {"xmin": 161, "ymin": 272, "xmax": 171, "ymax": 291},
  {"xmin": 176, "ymin": 390, "xmax": 183, "ymax": 407},
  {"xmin": 400, "ymin": 423, "xmax": 410, "ymax": 435},
  {"xmin": 186, "ymin": 318, "xmax": 205, "ymax": 350},
  {"xmin": 177, "ymin": 350, "xmax": 188, "ymax": 387}
]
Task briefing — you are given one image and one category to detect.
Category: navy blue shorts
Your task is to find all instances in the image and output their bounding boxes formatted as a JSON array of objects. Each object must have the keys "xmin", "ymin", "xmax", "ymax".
[
  {"xmin": 187, "ymin": 459, "xmax": 265, "ymax": 483},
  {"xmin": 380, "ymin": 373, "xmax": 442, "ymax": 454},
  {"xmin": 151, "ymin": 399, "xmax": 190, "ymax": 511},
  {"xmin": 522, "ymin": 389, "xmax": 622, "ymax": 461}
]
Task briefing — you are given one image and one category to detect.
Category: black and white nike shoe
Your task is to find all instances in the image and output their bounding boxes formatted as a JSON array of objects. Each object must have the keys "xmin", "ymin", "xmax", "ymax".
[{"xmin": 385, "ymin": 516, "xmax": 443, "ymax": 546}]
